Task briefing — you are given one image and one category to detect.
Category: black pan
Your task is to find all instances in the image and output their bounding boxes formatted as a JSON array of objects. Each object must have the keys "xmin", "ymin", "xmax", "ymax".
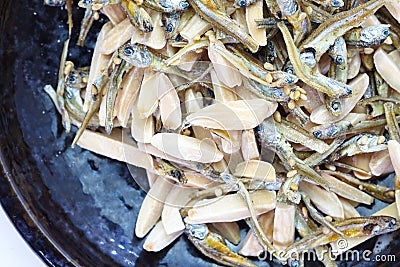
[{"xmin": 0, "ymin": 1, "xmax": 399, "ymax": 266}]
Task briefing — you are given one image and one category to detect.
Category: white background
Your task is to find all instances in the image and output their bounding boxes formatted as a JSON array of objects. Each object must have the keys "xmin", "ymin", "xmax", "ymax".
[{"xmin": 0, "ymin": 204, "xmax": 46, "ymax": 267}]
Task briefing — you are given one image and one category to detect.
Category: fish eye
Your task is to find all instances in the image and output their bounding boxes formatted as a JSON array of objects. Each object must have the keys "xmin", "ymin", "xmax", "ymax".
[
  {"xmin": 313, "ymin": 131, "xmax": 322, "ymax": 139},
  {"xmin": 331, "ymin": 0, "xmax": 342, "ymax": 7},
  {"xmin": 331, "ymin": 101, "xmax": 341, "ymax": 111},
  {"xmin": 335, "ymin": 56, "xmax": 344, "ymax": 65},
  {"xmin": 388, "ymin": 219, "xmax": 397, "ymax": 228},
  {"xmin": 382, "ymin": 28, "xmax": 390, "ymax": 36},
  {"xmin": 83, "ymin": 0, "xmax": 92, "ymax": 5},
  {"xmin": 166, "ymin": 24, "xmax": 173, "ymax": 32},
  {"xmin": 180, "ymin": 1, "xmax": 189, "ymax": 9},
  {"xmin": 284, "ymin": 76, "xmax": 295, "ymax": 84},
  {"xmin": 238, "ymin": 0, "xmax": 247, "ymax": 7},
  {"xmin": 68, "ymin": 76, "xmax": 77, "ymax": 84},
  {"xmin": 123, "ymin": 46, "xmax": 134, "ymax": 56}
]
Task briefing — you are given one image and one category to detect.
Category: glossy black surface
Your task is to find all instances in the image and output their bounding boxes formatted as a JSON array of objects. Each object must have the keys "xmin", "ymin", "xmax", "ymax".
[{"xmin": 0, "ymin": 1, "xmax": 399, "ymax": 267}]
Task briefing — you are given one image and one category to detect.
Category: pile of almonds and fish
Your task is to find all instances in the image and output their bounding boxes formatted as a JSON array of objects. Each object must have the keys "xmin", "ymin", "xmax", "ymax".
[{"xmin": 44, "ymin": 0, "xmax": 400, "ymax": 265}]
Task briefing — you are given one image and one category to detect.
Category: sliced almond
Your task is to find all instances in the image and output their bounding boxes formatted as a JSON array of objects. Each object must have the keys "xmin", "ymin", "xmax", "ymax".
[
  {"xmin": 241, "ymin": 129, "xmax": 260, "ymax": 161},
  {"xmin": 374, "ymin": 47, "xmax": 400, "ymax": 93},
  {"xmin": 351, "ymin": 154, "xmax": 372, "ymax": 180},
  {"xmin": 310, "ymin": 73, "xmax": 369, "ymax": 124},
  {"xmin": 186, "ymin": 99, "xmax": 276, "ymax": 130},
  {"xmin": 143, "ymin": 221, "xmax": 183, "ymax": 252},
  {"xmin": 246, "ymin": 0, "xmax": 267, "ymax": 46},
  {"xmin": 234, "ymin": 160, "xmax": 276, "ymax": 182},
  {"xmin": 347, "ymin": 51, "xmax": 361, "ymax": 80},
  {"xmin": 273, "ymin": 202, "xmax": 295, "ymax": 250},
  {"xmin": 177, "ymin": 51, "xmax": 202, "ymax": 71},
  {"xmin": 131, "ymin": 100, "xmax": 154, "ymax": 143},
  {"xmin": 208, "ymin": 40, "xmax": 242, "ymax": 88},
  {"xmin": 239, "ymin": 211, "xmax": 274, "ymax": 256},
  {"xmin": 162, "ymin": 186, "xmax": 195, "ymax": 235},
  {"xmin": 389, "ymin": 49, "xmax": 400, "ymax": 66},
  {"xmin": 157, "ymin": 73, "xmax": 182, "ymax": 130},
  {"xmin": 135, "ymin": 177, "xmax": 174, "ymax": 238},
  {"xmin": 221, "ymin": 130, "xmax": 241, "ymax": 154},
  {"xmin": 224, "ymin": 149, "xmax": 245, "ymax": 174},
  {"xmin": 211, "ymin": 70, "xmax": 238, "ymax": 102},
  {"xmin": 388, "ymin": 140, "xmax": 400, "ymax": 179},
  {"xmin": 137, "ymin": 69, "xmax": 159, "ymax": 118},
  {"xmin": 370, "ymin": 150, "xmax": 394, "ymax": 176},
  {"xmin": 115, "ymin": 68, "xmax": 144, "ymax": 127},
  {"xmin": 151, "ymin": 133, "xmax": 223, "ymax": 163},
  {"xmin": 385, "ymin": 0, "xmax": 400, "ymax": 24},
  {"xmin": 299, "ymin": 181, "xmax": 344, "ymax": 219},
  {"xmin": 101, "ymin": 4, "xmax": 126, "ymax": 25},
  {"xmin": 100, "ymin": 18, "xmax": 137, "ymax": 54},
  {"xmin": 339, "ymin": 197, "xmax": 360, "ymax": 218},
  {"xmin": 77, "ymin": 129, "xmax": 153, "ymax": 169},
  {"xmin": 146, "ymin": 169, "xmax": 158, "ymax": 188},
  {"xmin": 185, "ymin": 89, "xmax": 203, "ymax": 114},
  {"xmin": 320, "ymin": 171, "xmax": 374, "ymax": 205},
  {"xmin": 180, "ymin": 14, "xmax": 211, "ymax": 41},
  {"xmin": 185, "ymin": 190, "xmax": 276, "ymax": 224}
]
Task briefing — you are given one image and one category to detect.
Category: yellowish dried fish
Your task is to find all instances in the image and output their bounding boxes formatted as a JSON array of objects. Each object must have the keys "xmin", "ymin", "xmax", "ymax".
[
  {"xmin": 135, "ymin": 176, "xmax": 174, "ymax": 238},
  {"xmin": 143, "ymin": 220, "xmax": 183, "ymax": 252},
  {"xmin": 151, "ymin": 133, "xmax": 223, "ymax": 163},
  {"xmin": 185, "ymin": 190, "xmax": 276, "ymax": 224},
  {"xmin": 234, "ymin": 160, "xmax": 276, "ymax": 182},
  {"xmin": 330, "ymin": 204, "xmax": 399, "ymax": 254},
  {"xmin": 185, "ymin": 99, "xmax": 276, "ymax": 130},
  {"xmin": 300, "ymin": 0, "xmax": 384, "ymax": 59},
  {"xmin": 187, "ymin": 0, "xmax": 259, "ymax": 52},
  {"xmin": 310, "ymin": 73, "xmax": 369, "ymax": 124}
]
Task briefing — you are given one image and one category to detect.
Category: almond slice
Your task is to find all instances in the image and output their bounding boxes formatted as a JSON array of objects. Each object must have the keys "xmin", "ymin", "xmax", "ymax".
[
  {"xmin": 374, "ymin": 47, "xmax": 400, "ymax": 93},
  {"xmin": 135, "ymin": 177, "xmax": 174, "ymax": 238},
  {"xmin": 143, "ymin": 221, "xmax": 183, "ymax": 252},
  {"xmin": 151, "ymin": 133, "xmax": 223, "ymax": 163},
  {"xmin": 185, "ymin": 190, "xmax": 276, "ymax": 224},
  {"xmin": 299, "ymin": 181, "xmax": 344, "ymax": 219},
  {"xmin": 185, "ymin": 99, "xmax": 276, "ymax": 130},
  {"xmin": 234, "ymin": 160, "xmax": 276, "ymax": 182}
]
